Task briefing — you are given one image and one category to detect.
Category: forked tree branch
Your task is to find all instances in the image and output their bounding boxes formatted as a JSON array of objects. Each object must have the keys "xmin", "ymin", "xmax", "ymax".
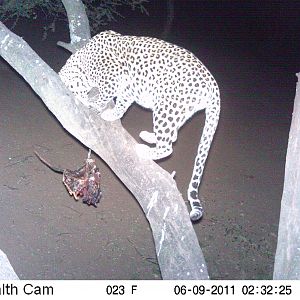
[
  {"xmin": 57, "ymin": 0, "xmax": 91, "ymax": 52},
  {"xmin": 0, "ymin": 10, "xmax": 209, "ymax": 279}
]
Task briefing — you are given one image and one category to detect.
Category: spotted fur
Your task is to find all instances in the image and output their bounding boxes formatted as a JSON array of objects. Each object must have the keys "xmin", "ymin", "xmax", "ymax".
[{"xmin": 59, "ymin": 30, "xmax": 220, "ymax": 221}]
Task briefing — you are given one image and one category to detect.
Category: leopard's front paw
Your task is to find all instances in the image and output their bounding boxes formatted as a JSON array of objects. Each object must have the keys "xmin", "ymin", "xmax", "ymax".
[{"xmin": 101, "ymin": 109, "xmax": 120, "ymax": 121}]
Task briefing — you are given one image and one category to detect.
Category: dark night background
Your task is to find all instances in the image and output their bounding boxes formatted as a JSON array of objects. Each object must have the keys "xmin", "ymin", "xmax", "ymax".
[{"xmin": 0, "ymin": 0, "xmax": 300, "ymax": 279}]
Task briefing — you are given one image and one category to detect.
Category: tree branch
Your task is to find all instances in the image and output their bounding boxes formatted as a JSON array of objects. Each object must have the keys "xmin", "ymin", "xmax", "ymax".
[
  {"xmin": 0, "ymin": 21, "xmax": 209, "ymax": 279},
  {"xmin": 57, "ymin": 0, "xmax": 91, "ymax": 53},
  {"xmin": 273, "ymin": 73, "xmax": 300, "ymax": 279}
]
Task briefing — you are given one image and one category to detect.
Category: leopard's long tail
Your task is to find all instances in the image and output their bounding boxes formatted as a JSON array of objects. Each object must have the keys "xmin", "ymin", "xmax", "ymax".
[{"xmin": 187, "ymin": 90, "xmax": 220, "ymax": 221}]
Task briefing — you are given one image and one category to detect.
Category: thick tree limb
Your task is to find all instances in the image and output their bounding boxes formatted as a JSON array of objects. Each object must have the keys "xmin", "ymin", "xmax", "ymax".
[
  {"xmin": 0, "ymin": 21, "xmax": 209, "ymax": 279},
  {"xmin": 57, "ymin": 0, "xmax": 91, "ymax": 52},
  {"xmin": 0, "ymin": 249, "xmax": 19, "ymax": 280},
  {"xmin": 273, "ymin": 73, "xmax": 300, "ymax": 279}
]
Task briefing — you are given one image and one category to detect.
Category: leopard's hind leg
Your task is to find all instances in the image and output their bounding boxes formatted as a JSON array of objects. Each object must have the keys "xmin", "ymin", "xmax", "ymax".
[
  {"xmin": 136, "ymin": 104, "xmax": 178, "ymax": 160},
  {"xmin": 139, "ymin": 131, "xmax": 156, "ymax": 144}
]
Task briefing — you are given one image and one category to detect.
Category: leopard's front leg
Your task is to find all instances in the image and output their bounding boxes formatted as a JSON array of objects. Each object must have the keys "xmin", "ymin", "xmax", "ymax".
[{"xmin": 101, "ymin": 97, "xmax": 133, "ymax": 121}]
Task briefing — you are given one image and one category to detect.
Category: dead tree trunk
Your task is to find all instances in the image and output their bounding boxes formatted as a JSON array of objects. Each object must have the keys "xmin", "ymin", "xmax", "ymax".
[
  {"xmin": 0, "ymin": 19, "xmax": 209, "ymax": 279},
  {"xmin": 273, "ymin": 73, "xmax": 300, "ymax": 279}
]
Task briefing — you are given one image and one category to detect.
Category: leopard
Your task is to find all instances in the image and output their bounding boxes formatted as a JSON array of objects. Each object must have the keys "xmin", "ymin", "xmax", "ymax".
[{"xmin": 59, "ymin": 30, "xmax": 221, "ymax": 221}]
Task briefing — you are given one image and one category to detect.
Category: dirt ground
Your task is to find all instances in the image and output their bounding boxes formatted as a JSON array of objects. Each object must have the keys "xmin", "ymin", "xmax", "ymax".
[{"xmin": 0, "ymin": 3, "xmax": 298, "ymax": 279}]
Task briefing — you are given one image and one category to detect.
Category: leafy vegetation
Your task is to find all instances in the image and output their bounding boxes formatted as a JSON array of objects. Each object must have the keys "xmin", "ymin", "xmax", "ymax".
[{"xmin": 0, "ymin": 0, "xmax": 148, "ymax": 34}]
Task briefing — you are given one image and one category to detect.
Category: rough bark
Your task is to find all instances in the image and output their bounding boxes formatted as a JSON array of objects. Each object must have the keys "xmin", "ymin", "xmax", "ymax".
[
  {"xmin": 57, "ymin": 0, "xmax": 91, "ymax": 52},
  {"xmin": 0, "ymin": 21, "xmax": 209, "ymax": 279},
  {"xmin": 273, "ymin": 73, "xmax": 300, "ymax": 279}
]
